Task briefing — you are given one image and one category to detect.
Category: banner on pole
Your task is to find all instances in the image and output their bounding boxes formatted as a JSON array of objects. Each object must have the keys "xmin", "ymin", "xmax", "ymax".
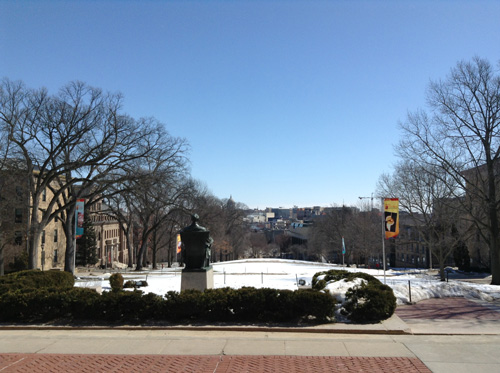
[
  {"xmin": 176, "ymin": 234, "xmax": 182, "ymax": 254},
  {"xmin": 342, "ymin": 237, "xmax": 346, "ymax": 255},
  {"xmin": 384, "ymin": 198, "xmax": 399, "ymax": 239},
  {"xmin": 75, "ymin": 199, "xmax": 85, "ymax": 239}
]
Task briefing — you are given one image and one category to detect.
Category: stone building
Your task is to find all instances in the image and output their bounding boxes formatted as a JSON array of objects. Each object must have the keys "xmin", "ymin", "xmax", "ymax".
[
  {"xmin": 88, "ymin": 201, "xmax": 129, "ymax": 269},
  {"xmin": 0, "ymin": 167, "xmax": 66, "ymax": 273}
]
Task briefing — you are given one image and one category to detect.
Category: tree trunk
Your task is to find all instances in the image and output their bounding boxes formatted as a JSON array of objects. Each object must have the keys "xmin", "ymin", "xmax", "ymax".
[
  {"xmin": 168, "ymin": 240, "xmax": 173, "ymax": 268},
  {"xmin": 127, "ymin": 239, "xmax": 134, "ymax": 268},
  {"xmin": 135, "ymin": 241, "xmax": 147, "ymax": 271},
  {"xmin": 63, "ymin": 205, "xmax": 76, "ymax": 274},
  {"xmin": 152, "ymin": 229, "xmax": 157, "ymax": 269},
  {"xmin": 28, "ymin": 225, "xmax": 42, "ymax": 270},
  {"xmin": 28, "ymin": 197, "xmax": 41, "ymax": 269},
  {"xmin": 152, "ymin": 245, "xmax": 157, "ymax": 269},
  {"xmin": 486, "ymin": 161, "xmax": 500, "ymax": 285},
  {"xmin": 64, "ymin": 228, "xmax": 75, "ymax": 274},
  {"xmin": 0, "ymin": 246, "xmax": 4, "ymax": 276}
]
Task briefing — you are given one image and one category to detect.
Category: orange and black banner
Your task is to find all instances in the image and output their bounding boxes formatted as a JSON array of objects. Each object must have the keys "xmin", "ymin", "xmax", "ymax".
[
  {"xmin": 384, "ymin": 198, "xmax": 399, "ymax": 239},
  {"xmin": 176, "ymin": 234, "xmax": 182, "ymax": 254}
]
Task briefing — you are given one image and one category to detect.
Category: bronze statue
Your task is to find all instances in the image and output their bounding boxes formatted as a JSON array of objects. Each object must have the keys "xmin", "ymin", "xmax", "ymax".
[{"xmin": 180, "ymin": 214, "xmax": 213, "ymax": 270}]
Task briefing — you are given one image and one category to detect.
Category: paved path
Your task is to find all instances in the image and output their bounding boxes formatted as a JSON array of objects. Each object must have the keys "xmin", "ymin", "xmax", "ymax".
[
  {"xmin": 1, "ymin": 297, "xmax": 500, "ymax": 372},
  {"xmin": 396, "ymin": 297, "xmax": 500, "ymax": 321},
  {"xmin": 395, "ymin": 296, "xmax": 500, "ymax": 335}
]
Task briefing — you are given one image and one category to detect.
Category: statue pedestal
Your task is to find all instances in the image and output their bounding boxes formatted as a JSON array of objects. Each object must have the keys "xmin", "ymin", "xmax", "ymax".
[{"xmin": 181, "ymin": 266, "xmax": 214, "ymax": 292}]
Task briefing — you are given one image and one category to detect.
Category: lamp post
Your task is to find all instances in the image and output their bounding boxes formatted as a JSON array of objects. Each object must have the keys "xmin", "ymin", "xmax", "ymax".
[
  {"xmin": 358, "ymin": 193, "xmax": 374, "ymax": 211},
  {"xmin": 41, "ymin": 243, "xmax": 45, "ymax": 271}
]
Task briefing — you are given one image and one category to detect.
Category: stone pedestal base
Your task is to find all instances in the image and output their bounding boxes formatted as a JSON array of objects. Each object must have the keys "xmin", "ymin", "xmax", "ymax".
[{"xmin": 181, "ymin": 266, "xmax": 214, "ymax": 292}]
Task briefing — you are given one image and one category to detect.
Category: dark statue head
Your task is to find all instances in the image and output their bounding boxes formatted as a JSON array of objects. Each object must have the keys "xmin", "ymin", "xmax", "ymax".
[{"xmin": 191, "ymin": 213, "xmax": 200, "ymax": 224}]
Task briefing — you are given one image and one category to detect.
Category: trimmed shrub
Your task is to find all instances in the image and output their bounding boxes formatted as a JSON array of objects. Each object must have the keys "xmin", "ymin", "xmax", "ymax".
[
  {"xmin": 64, "ymin": 288, "xmax": 101, "ymax": 320},
  {"xmin": 0, "ymin": 283, "xmax": 336, "ymax": 324},
  {"xmin": 109, "ymin": 273, "xmax": 124, "ymax": 292},
  {"xmin": 204, "ymin": 287, "xmax": 335, "ymax": 323},
  {"xmin": 94, "ymin": 290, "xmax": 163, "ymax": 322},
  {"xmin": 202, "ymin": 287, "xmax": 235, "ymax": 321},
  {"xmin": 0, "ymin": 270, "xmax": 74, "ymax": 295},
  {"xmin": 164, "ymin": 289, "xmax": 206, "ymax": 320},
  {"xmin": 0, "ymin": 287, "xmax": 100, "ymax": 322},
  {"xmin": 227, "ymin": 287, "xmax": 270, "ymax": 321},
  {"xmin": 312, "ymin": 270, "xmax": 377, "ymax": 291},
  {"xmin": 311, "ymin": 269, "xmax": 396, "ymax": 323},
  {"xmin": 342, "ymin": 282, "xmax": 396, "ymax": 323},
  {"xmin": 292, "ymin": 289, "xmax": 336, "ymax": 322}
]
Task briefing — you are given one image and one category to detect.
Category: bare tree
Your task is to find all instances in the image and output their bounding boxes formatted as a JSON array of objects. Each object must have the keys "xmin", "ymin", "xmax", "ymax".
[
  {"xmin": 0, "ymin": 79, "xmax": 181, "ymax": 273},
  {"xmin": 247, "ymin": 231, "xmax": 267, "ymax": 258},
  {"xmin": 350, "ymin": 208, "xmax": 381, "ymax": 267},
  {"xmin": 378, "ymin": 161, "xmax": 468, "ymax": 280},
  {"xmin": 104, "ymin": 133, "xmax": 190, "ymax": 271},
  {"xmin": 183, "ymin": 190, "xmax": 249, "ymax": 262},
  {"xmin": 311, "ymin": 206, "xmax": 355, "ymax": 264},
  {"xmin": 397, "ymin": 57, "xmax": 500, "ymax": 284}
]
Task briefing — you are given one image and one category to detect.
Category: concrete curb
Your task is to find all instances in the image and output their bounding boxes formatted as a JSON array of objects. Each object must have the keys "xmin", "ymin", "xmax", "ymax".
[{"xmin": 0, "ymin": 314, "xmax": 412, "ymax": 335}]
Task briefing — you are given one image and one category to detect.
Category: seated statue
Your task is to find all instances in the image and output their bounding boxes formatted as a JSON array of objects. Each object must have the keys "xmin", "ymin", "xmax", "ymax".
[{"xmin": 180, "ymin": 214, "xmax": 213, "ymax": 270}]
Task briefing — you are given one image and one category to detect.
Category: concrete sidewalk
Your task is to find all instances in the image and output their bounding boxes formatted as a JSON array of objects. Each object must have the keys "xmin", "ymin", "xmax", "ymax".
[{"xmin": 1, "ymin": 328, "xmax": 500, "ymax": 372}]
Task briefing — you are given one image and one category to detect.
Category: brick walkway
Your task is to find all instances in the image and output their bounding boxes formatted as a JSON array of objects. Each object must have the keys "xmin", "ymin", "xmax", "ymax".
[
  {"xmin": 396, "ymin": 297, "xmax": 500, "ymax": 320},
  {"xmin": 0, "ymin": 354, "xmax": 431, "ymax": 372}
]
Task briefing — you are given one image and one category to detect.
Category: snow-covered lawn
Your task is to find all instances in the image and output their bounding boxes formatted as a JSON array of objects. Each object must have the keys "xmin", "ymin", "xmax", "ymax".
[{"xmin": 75, "ymin": 258, "xmax": 500, "ymax": 306}]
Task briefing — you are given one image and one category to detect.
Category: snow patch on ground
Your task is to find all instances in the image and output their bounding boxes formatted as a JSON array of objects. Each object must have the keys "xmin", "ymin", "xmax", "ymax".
[{"xmin": 75, "ymin": 259, "xmax": 499, "ymax": 307}]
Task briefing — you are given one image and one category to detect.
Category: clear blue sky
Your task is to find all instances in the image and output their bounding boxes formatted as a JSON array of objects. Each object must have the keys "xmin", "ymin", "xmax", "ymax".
[{"xmin": 2, "ymin": 0, "xmax": 500, "ymax": 209}]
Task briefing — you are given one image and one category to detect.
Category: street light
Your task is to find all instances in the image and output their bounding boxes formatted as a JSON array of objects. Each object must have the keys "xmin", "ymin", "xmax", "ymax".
[
  {"xmin": 41, "ymin": 243, "xmax": 45, "ymax": 271},
  {"xmin": 358, "ymin": 194, "xmax": 374, "ymax": 211}
]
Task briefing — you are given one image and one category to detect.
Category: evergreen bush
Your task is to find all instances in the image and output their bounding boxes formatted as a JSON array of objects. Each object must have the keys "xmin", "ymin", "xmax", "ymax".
[
  {"xmin": 202, "ymin": 287, "xmax": 234, "ymax": 321},
  {"xmin": 109, "ymin": 273, "xmax": 124, "ymax": 292},
  {"xmin": 293, "ymin": 289, "xmax": 336, "ymax": 322},
  {"xmin": 0, "ymin": 270, "xmax": 74, "ymax": 295},
  {"xmin": 227, "ymin": 286, "xmax": 269, "ymax": 321},
  {"xmin": 342, "ymin": 282, "xmax": 396, "ymax": 323},
  {"xmin": 76, "ymin": 213, "xmax": 99, "ymax": 266},
  {"xmin": 311, "ymin": 269, "xmax": 396, "ymax": 323},
  {"xmin": 8, "ymin": 251, "xmax": 29, "ymax": 272},
  {"xmin": 95, "ymin": 290, "xmax": 162, "ymax": 322},
  {"xmin": 0, "ymin": 281, "xmax": 336, "ymax": 324},
  {"xmin": 0, "ymin": 288, "xmax": 99, "ymax": 322},
  {"xmin": 123, "ymin": 280, "xmax": 135, "ymax": 288},
  {"xmin": 164, "ymin": 289, "xmax": 206, "ymax": 320}
]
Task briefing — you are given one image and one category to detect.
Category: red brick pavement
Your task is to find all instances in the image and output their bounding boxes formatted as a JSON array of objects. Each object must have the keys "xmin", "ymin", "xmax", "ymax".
[
  {"xmin": 396, "ymin": 297, "xmax": 500, "ymax": 320},
  {"xmin": 0, "ymin": 354, "xmax": 431, "ymax": 372}
]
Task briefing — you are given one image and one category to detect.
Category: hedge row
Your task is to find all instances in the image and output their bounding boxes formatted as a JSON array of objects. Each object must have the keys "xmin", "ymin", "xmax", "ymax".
[
  {"xmin": 312, "ymin": 269, "xmax": 397, "ymax": 323},
  {"xmin": 0, "ymin": 270, "xmax": 74, "ymax": 296},
  {"xmin": 0, "ymin": 286, "xmax": 336, "ymax": 324},
  {"xmin": 0, "ymin": 269, "xmax": 396, "ymax": 324}
]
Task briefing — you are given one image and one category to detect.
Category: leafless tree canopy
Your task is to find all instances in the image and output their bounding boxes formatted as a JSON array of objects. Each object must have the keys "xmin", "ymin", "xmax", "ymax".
[
  {"xmin": 395, "ymin": 57, "xmax": 500, "ymax": 284},
  {"xmin": 0, "ymin": 79, "xmax": 189, "ymax": 272}
]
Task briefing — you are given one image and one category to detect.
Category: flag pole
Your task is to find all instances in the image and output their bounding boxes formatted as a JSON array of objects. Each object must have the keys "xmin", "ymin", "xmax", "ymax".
[
  {"xmin": 73, "ymin": 206, "xmax": 77, "ymax": 276},
  {"xmin": 381, "ymin": 197, "xmax": 386, "ymax": 284},
  {"xmin": 342, "ymin": 236, "xmax": 346, "ymax": 267}
]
